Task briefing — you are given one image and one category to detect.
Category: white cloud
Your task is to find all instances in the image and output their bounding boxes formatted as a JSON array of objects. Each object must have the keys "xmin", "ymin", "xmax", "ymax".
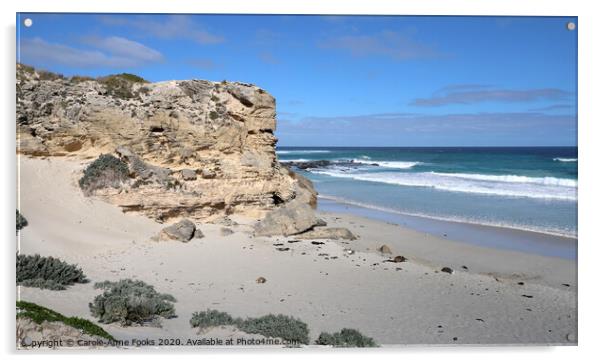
[
  {"xmin": 320, "ymin": 30, "xmax": 443, "ymax": 60},
  {"xmin": 100, "ymin": 15, "xmax": 224, "ymax": 45},
  {"xmin": 94, "ymin": 36, "xmax": 163, "ymax": 63},
  {"xmin": 20, "ymin": 37, "xmax": 163, "ymax": 68}
]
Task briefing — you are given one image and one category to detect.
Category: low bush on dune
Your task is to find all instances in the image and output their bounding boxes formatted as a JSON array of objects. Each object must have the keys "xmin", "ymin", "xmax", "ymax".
[
  {"xmin": 189, "ymin": 310, "xmax": 309, "ymax": 345},
  {"xmin": 237, "ymin": 314, "xmax": 310, "ymax": 344},
  {"xmin": 17, "ymin": 254, "xmax": 88, "ymax": 290},
  {"xmin": 190, "ymin": 309, "xmax": 239, "ymax": 331},
  {"xmin": 79, "ymin": 154, "xmax": 129, "ymax": 195},
  {"xmin": 315, "ymin": 328, "xmax": 378, "ymax": 347},
  {"xmin": 17, "ymin": 300, "xmax": 115, "ymax": 341},
  {"xmin": 16, "ymin": 210, "xmax": 28, "ymax": 231},
  {"xmin": 89, "ymin": 279, "xmax": 176, "ymax": 326}
]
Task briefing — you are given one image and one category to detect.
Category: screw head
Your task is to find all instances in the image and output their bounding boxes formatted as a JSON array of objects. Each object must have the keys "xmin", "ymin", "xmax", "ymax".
[{"xmin": 567, "ymin": 22, "xmax": 576, "ymax": 31}]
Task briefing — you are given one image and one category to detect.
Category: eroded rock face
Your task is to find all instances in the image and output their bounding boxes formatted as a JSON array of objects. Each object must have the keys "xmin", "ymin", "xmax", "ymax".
[{"xmin": 16, "ymin": 65, "xmax": 318, "ymax": 230}]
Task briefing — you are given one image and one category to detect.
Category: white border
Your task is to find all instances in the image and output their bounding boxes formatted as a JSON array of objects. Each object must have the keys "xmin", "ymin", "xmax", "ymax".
[{"xmin": 2, "ymin": 1, "xmax": 600, "ymax": 362}]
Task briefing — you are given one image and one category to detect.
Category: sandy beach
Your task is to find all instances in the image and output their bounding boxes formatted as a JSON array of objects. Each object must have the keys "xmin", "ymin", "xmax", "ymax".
[{"xmin": 16, "ymin": 156, "xmax": 577, "ymax": 346}]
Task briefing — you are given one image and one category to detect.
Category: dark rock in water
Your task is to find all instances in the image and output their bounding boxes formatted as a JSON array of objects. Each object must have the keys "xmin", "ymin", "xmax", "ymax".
[
  {"xmin": 311, "ymin": 241, "xmax": 325, "ymax": 245},
  {"xmin": 276, "ymin": 247, "xmax": 290, "ymax": 252},
  {"xmin": 287, "ymin": 240, "xmax": 300, "ymax": 244},
  {"xmin": 441, "ymin": 267, "xmax": 454, "ymax": 274},
  {"xmin": 280, "ymin": 160, "xmax": 332, "ymax": 170},
  {"xmin": 521, "ymin": 294, "xmax": 534, "ymax": 298},
  {"xmin": 256, "ymin": 277, "xmax": 266, "ymax": 284},
  {"xmin": 161, "ymin": 219, "xmax": 197, "ymax": 242},
  {"xmin": 281, "ymin": 159, "xmax": 380, "ymax": 170},
  {"xmin": 562, "ymin": 283, "xmax": 571, "ymax": 287},
  {"xmin": 517, "ymin": 282, "xmax": 525, "ymax": 286},
  {"xmin": 461, "ymin": 265, "xmax": 468, "ymax": 270}
]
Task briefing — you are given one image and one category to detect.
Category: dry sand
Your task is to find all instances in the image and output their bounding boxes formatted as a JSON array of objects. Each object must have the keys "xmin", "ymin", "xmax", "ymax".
[{"xmin": 17, "ymin": 156, "xmax": 577, "ymax": 347}]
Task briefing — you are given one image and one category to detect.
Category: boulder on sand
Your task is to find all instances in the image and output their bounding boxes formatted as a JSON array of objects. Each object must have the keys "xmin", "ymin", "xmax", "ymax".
[
  {"xmin": 295, "ymin": 227, "xmax": 357, "ymax": 240},
  {"xmin": 254, "ymin": 199, "xmax": 320, "ymax": 236},
  {"xmin": 160, "ymin": 219, "xmax": 198, "ymax": 242},
  {"xmin": 253, "ymin": 168, "xmax": 320, "ymax": 236}
]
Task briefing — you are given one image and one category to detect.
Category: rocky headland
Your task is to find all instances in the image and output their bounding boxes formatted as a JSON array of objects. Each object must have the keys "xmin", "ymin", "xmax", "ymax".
[{"xmin": 16, "ymin": 64, "xmax": 337, "ymax": 237}]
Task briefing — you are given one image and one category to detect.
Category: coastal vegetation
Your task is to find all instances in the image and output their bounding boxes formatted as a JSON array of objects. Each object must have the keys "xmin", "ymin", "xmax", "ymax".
[
  {"xmin": 17, "ymin": 254, "xmax": 88, "ymax": 290},
  {"xmin": 315, "ymin": 328, "xmax": 378, "ymax": 347},
  {"xmin": 190, "ymin": 309, "xmax": 238, "ymax": 331},
  {"xmin": 190, "ymin": 310, "xmax": 310, "ymax": 345},
  {"xmin": 79, "ymin": 154, "xmax": 129, "ymax": 195},
  {"xmin": 97, "ymin": 73, "xmax": 148, "ymax": 99},
  {"xmin": 16, "ymin": 209, "xmax": 28, "ymax": 231},
  {"xmin": 17, "ymin": 300, "xmax": 115, "ymax": 341},
  {"xmin": 89, "ymin": 279, "xmax": 176, "ymax": 326}
]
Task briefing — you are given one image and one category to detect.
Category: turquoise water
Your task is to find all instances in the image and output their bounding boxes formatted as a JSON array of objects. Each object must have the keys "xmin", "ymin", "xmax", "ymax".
[{"xmin": 277, "ymin": 147, "xmax": 578, "ymax": 238}]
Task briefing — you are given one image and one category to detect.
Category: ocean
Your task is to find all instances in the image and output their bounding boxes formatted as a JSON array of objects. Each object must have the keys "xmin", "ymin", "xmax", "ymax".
[{"xmin": 277, "ymin": 147, "xmax": 578, "ymax": 239}]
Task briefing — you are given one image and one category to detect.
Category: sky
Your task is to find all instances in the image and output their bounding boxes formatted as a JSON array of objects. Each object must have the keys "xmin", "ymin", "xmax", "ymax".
[{"xmin": 17, "ymin": 14, "xmax": 577, "ymax": 146}]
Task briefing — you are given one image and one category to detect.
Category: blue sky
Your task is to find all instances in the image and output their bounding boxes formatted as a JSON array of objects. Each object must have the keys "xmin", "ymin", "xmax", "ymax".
[{"xmin": 17, "ymin": 14, "xmax": 577, "ymax": 146}]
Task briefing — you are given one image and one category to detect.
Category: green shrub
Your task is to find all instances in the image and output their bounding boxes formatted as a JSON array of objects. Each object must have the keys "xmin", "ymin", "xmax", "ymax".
[
  {"xmin": 237, "ymin": 314, "xmax": 309, "ymax": 345},
  {"xmin": 17, "ymin": 254, "xmax": 88, "ymax": 290},
  {"xmin": 97, "ymin": 73, "xmax": 147, "ymax": 99},
  {"xmin": 190, "ymin": 309, "xmax": 238, "ymax": 331},
  {"xmin": 189, "ymin": 310, "xmax": 309, "ymax": 344},
  {"xmin": 37, "ymin": 69, "xmax": 64, "ymax": 81},
  {"xmin": 79, "ymin": 154, "xmax": 129, "ymax": 195},
  {"xmin": 89, "ymin": 279, "xmax": 176, "ymax": 326},
  {"xmin": 70, "ymin": 75, "xmax": 95, "ymax": 83},
  {"xmin": 17, "ymin": 300, "xmax": 114, "ymax": 341},
  {"xmin": 209, "ymin": 111, "xmax": 219, "ymax": 120},
  {"xmin": 16, "ymin": 210, "xmax": 28, "ymax": 231},
  {"xmin": 315, "ymin": 328, "xmax": 377, "ymax": 347}
]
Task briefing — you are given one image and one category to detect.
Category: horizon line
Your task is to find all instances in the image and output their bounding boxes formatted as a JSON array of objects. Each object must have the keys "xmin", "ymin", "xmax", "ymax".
[{"xmin": 276, "ymin": 145, "xmax": 578, "ymax": 148}]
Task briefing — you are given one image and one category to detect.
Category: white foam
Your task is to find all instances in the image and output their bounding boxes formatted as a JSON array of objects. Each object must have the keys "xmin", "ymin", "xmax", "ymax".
[
  {"xmin": 554, "ymin": 158, "xmax": 577, "ymax": 162},
  {"xmin": 430, "ymin": 172, "xmax": 577, "ymax": 187},
  {"xmin": 276, "ymin": 150, "xmax": 331, "ymax": 155},
  {"xmin": 318, "ymin": 195, "xmax": 577, "ymax": 238},
  {"xmin": 280, "ymin": 158, "xmax": 310, "ymax": 162},
  {"xmin": 350, "ymin": 159, "xmax": 422, "ymax": 169},
  {"xmin": 311, "ymin": 170, "xmax": 577, "ymax": 201}
]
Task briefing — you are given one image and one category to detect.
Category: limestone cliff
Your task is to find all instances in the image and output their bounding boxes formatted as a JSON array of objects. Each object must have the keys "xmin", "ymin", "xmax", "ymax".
[{"xmin": 16, "ymin": 64, "xmax": 318, "ymax": 230}]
